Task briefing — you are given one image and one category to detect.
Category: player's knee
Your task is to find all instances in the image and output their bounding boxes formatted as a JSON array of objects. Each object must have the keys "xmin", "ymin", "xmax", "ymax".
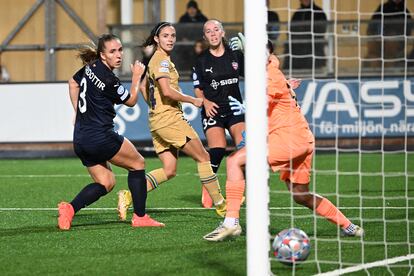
[
  {"xmin": 227, "ymin": 151, "xmax": 244, "ymax": 168},
  {"xmin": 129, "ymin": 156, "xmax": 145, "ymax": 171},
  {"xmin": 292, "ymin": 191, "xmax": 312, "ymax": 208},
  {"xmin": 292, "ymin": 193, "xmax": 306, "ymax": 205},
  {"xmin": 100, "ymin": 175, "xmax": 116, "ymax": 192},
  {"xmin": 226, "ymin": 154, "xmax": 237, "ymax": 169}
]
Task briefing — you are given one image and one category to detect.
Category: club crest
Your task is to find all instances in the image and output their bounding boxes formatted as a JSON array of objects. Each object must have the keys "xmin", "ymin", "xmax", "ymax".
[{"xmin": 232, "ymin": 62, "xmax": 238, "ymax": 70}]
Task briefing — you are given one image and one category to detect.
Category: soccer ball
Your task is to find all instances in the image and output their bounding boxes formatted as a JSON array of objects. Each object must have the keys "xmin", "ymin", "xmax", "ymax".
[{"xmin": 272, "ymin": 228, "xmax": 311, "ymax": 265}]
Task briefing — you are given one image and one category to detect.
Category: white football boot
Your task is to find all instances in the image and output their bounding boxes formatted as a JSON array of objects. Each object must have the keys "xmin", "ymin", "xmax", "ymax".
[
  {"xmin": 203, "ymin": 223, "xmax": 242, "ymax": 242},
  {"xmin": 342, "ymin": 224, "xmax": 364, "ymax": 237}
]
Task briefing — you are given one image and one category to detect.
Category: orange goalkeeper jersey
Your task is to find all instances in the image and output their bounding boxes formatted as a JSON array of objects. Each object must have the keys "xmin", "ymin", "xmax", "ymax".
[{"xmin": 267, "ymin": 54, "xmax": 314, "ymax": 142}]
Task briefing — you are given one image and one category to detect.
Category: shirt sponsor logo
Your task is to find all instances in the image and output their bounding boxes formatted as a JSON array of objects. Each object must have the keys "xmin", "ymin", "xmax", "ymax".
[
  {"xmin": 210, "ymin": 80, "xmax": 219, "ymax": 90},
  {"xmin": 210, "ymin": 78, "xmax": 238, "ymax": 90},
  {"xmin": 232, "ymin": 62, "xmax": 238, "ymax": 70}
]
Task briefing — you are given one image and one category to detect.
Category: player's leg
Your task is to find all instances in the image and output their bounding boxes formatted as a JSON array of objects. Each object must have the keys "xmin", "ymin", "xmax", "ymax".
[
  {"xmin": 205, "ymin": 127, "xmax": 227, "ymax": 173},
  {"xmin": 204, "ymin": 147, "xmax": 246, "ymax": 241},
  {"xmin": 288, "ymin": 182, "xmax": 363, "ymax": 237},
  {"xmin": 203, "ymin": 127, "xmax": 227, "ymax": 208},
  {"xmin": 145, "ymin": 132, "xmax": 178, "ymax": 191},
  {"xmin": 284, "ymin": 150, "xmax": 363, "ymax": 237},
  {"xmin": 116, "ymin": 133, "xmax": 174, "ymax": 221},
  {"xmin": 58, "ymin": 140, "xmax": 121, "ymax": 230},
  {"xmin": 181, "ymin": 137, "xmax": 226, "ymax": 217},
  {"xmin": 224, "ymin": 147, "xmax": 246, "ymax": 225},
  {"xmin": 58, "ymin": 162, "xmax": 113, "ymax": 230},
  {"xmin": 228, "ymin": 120, "xmax": 245, "ymax": 147},
  {"xmin": 110, "ymin": 138, "xmax": 164, "ymax": 227}
]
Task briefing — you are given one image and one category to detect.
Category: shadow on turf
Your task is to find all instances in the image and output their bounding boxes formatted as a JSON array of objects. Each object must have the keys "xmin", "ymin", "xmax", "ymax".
[
  {"xmin": 180, "ymin": 194, "xmax": 200, "ymax": 205},
  {"xmin": 0, "ymin": 212, "xmax": 127, "ymax": 237},
  {"xmin": 187, "ymin": 241, "xmax": 247, "ymax": 275}
]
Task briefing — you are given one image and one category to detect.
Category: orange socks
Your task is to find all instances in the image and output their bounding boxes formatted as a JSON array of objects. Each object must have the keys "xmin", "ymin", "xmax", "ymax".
[
  {"xmin": 226, "ymin": 180, "xmax": 245, "ymax": 219},
  {"xmin": 315, "ymin": 198, "xmax": 351, "ymax": 228}
]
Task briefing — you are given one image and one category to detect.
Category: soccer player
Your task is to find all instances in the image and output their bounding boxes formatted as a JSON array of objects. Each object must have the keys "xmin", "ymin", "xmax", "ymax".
[
  {"xmin": 203, "ymin": 40, "xmax": 364, "ymax": 241},
  {"xmin": 192, "ymin": 19, "xmax": 245, "ymax": 208},
  {"xmin": 57, "ymin": 34, "xmax": 164, "ymax": 230},
  {"xmin": 117, "ymin": 22, "xmax": 226, "ymax": 220}
]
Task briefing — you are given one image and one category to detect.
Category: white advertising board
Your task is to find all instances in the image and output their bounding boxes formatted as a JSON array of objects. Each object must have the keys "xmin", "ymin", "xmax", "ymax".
[{"xmin": 0, "ymin": 83, "xmax": 73, "ymax": 142}]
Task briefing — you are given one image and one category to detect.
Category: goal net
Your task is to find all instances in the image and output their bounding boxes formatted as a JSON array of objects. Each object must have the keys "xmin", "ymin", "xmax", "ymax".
[{"xmin": 246, "ymin": 0, "xmax": 414, "ymax": 275}]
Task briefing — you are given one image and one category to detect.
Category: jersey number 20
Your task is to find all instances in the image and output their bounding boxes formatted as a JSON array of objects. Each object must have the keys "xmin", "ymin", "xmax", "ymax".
[{"xmin": 78, "ymin": 77, "xmax": 87, "ymax": 113}]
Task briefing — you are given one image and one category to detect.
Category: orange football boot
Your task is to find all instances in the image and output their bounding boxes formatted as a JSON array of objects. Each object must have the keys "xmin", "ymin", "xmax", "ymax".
[
  {"xmin": 58, "ymin": 202, "xmax": 74, "ymax": 230},
  {"xmin": 131, "ymin": 214, "xmax": 165, "ymax": 227}
]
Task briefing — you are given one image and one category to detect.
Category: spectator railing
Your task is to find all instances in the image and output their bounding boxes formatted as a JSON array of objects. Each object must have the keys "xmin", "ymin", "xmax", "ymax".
[{"xmin": 109, "ymin": 19, "xmax": 414, "ymax": 80}]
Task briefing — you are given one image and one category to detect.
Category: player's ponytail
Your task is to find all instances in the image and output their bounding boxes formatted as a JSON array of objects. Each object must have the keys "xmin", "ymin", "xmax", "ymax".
[
  {"xmin": 77, "ymin": 45, "xmax": 98, "ymax": 65},
  {"xmin": 77, "ymin": 33, "xmax": 121, "ymax": 65}
]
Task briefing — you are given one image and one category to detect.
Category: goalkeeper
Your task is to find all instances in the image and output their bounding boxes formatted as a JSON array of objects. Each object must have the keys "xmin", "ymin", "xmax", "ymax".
[{"xmin": 203, "ymin": 40, "xmax": 364, "ymax": 241}]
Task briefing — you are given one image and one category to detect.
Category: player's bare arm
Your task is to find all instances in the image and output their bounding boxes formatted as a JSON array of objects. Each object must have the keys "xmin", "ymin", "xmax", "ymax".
[
  {"xmin": 139, "ymin": 77, "xmax": 148, "ymax": 102},
  {"xmin": 158, "ymin": 77, "xmax": 203, "ymax": 107},
  {"xmin": 68, "ymin": 77, "xmax": 80, "ymax": 112},
  {"xmin": 125, "ymin": 60, "xmax": 145, "ymax": 107}
]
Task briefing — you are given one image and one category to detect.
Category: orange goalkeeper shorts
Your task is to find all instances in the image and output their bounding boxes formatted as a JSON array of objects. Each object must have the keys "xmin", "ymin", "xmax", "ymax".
[{"xmin": 267, "ymin": 129, "xmax": 314, "ymax": 184}]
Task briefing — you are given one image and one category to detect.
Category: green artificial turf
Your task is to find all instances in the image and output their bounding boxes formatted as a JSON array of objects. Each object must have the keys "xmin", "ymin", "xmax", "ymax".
[{"xmin": 0, "ymin": 153, "xmax": 413, "ymax": 275}]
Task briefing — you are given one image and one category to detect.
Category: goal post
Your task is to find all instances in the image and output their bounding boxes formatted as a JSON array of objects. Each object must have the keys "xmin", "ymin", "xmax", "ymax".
[
  {"xmin": 244, "ymin": 0, "xmax": 270, "ymax": 275},
  {"xmin": 246, "ymin": 0, "xmax": 414, "ymax": 274}
]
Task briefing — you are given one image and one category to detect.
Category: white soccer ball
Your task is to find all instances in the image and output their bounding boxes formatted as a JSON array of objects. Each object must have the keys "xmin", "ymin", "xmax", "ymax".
[{"xmin": 272, "ymin": 228, "xmax": 311, "ymax": 265}]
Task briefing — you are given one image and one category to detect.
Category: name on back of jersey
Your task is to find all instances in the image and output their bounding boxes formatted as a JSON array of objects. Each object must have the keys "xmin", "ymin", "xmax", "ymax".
[{"xmin": 85, "ymin": 65, "xmax": 106, "ymax": 91}]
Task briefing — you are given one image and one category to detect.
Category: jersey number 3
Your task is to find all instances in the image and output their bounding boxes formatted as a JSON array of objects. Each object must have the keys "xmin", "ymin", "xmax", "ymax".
[{"xmin": 78, "ymin": 77, "xmax": 87, "ymax": 113}]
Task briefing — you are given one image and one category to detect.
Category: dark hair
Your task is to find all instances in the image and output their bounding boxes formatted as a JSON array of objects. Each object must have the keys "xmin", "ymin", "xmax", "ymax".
[
  {"xmin": 142, "ymin": 22, "xmax": 174, "ymax": 49},
  {"xmin": 77, "ymin": 33, "xmax": 120, "ymax": 65},
  {"xmin": 267, "ymin": 39, "xmax": 274, "ymax": 54},
  {"xmin": 140, "ymin": 22, "xmax": 174, "ymax": 79},
  {"xmin": 187, "ymin": 0, "xmax": 199, "ymax": 10}
]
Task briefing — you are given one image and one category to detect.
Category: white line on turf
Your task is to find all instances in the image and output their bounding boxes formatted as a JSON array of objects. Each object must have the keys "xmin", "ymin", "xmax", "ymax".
[
  {"xmin": 315, "ymin": 254, "xmax": 414, "ymax": 276},
  {"xmin": 0, "ymin": 207, "xmax": 207, "ymax": 211},
  {"xmin": 0, "ymin": 172, "xmax": 225, "ymax": 178},
  {"xmin": 0, "ymin": 206, "xmax": 412, "ymax": 211}
]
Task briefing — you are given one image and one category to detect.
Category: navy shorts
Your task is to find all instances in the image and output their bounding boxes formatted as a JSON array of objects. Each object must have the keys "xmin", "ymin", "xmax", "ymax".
[
  {"xmin": 74, "ymin": 132, "xmax": 124, "ymax": 167},
  {"xmin": 201, "ymin": 111, "xmax": 245, "ymax": 133}
]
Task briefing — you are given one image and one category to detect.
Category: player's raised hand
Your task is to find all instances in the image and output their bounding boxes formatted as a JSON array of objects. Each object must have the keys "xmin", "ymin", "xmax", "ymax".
[
  {"xmin": 229, "ymin": 32, "xmax": 245, "ymax": 52},
  {"xmin": 192, "ymin": 97, "xmax": 204, "ymax": 108},
  {"xmin": 130, "ymin": 60, "xmax": 145, "ymax": 76},
  {"xmin": 203, "ymin": 98, "xmax": 219, "ymax": 117}
]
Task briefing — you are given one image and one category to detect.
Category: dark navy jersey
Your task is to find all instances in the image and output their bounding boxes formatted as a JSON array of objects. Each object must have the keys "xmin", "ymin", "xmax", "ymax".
[
  {"xmin": 72, "ymin": 59, "xmax": 130, "ymax": 144},
  {"xmin": 192, "ymin": 47, "xmax": 244, "ymax": 116}
]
